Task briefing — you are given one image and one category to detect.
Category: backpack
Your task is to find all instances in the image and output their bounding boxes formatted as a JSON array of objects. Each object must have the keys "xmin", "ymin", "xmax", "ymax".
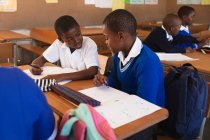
[
  {"xmin": 57, "ymin": 103, "xmax": 116, "ymax": 140},
  {"xmin": 162, "ymin": 63, "xmax": 208, "ymax": 140}
]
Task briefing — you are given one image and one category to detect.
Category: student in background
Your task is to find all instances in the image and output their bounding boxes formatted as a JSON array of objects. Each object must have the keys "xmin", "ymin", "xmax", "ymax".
[
  {"xmin": 0, "ymin": 67, "xmax": 56, "ymax": 140},
  {"xmin": 94, "ymin": 9, "xmax": 165, "ymax": 107},
  {"xmin": 144, "ymin": 14, "xmax": 194, "ymax": 53},
  {"xmin": 174, "ymin": 6, "xmax": 206, "ymax": 49},
  {"xmin": 30, "ymin": 15, "xmax": 99, "ymax": 82}
]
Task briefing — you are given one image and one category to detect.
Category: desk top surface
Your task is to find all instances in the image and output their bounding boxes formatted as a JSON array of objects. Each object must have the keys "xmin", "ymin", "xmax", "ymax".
[
  {"xmin": 161, "ymin": 51, "xmax": 210, "ymax": 75},
  {"xmin": 19, "ymin": 65, "xmax": 168, "ymax": 139},
  {"xmin": 0, "ymin": 30, "xmax": 30, "ymax": 41}
]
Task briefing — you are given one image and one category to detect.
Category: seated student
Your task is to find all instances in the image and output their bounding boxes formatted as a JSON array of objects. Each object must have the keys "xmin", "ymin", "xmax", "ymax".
[
  {"xmin": 0, "ymin": 67, "xmax": 56, "ymax": 140},
  {"xmin": 174, "ymin": 6, "xmax": 208, "ymax": 49},
  {"xmin": 93, "ymin": 9, "xmax": 165, "ymax": 107},
  {"xmin": 30, "ymin": 15, "xmax": 99, "ymax": 82},
  {"xmin": 144, "ymin": 14, "xmax": 194, "ymax": 53}
]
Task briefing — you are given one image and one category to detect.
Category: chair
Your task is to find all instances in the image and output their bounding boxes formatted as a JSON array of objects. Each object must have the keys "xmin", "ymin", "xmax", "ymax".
[{"xmin": 0, "ymin": 42, "xmax": 16, "ymax": 66}]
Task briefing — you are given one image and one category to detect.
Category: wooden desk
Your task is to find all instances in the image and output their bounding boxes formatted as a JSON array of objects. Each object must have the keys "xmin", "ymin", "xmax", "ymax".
[
  {"xmin": 161, "ymin": 52, "xmax": 210, "ymax": 81},
  {"xmin": 137, "ymin": 21, "xmax": 161, "ymax": 31},
  {"xmin": 19, "ymin": 65, "xmax": 168, "ymax": 139},
  {"xmin": 31, "ymin": 27, "xmax": 103, "ymax": 44},
  {"xmin": 136, "ymin": 29, "xmax": 151, "ymax": 41},
  {"xmin": 0, "ymin": 30, "xmax": 30, "ymax": 42}
]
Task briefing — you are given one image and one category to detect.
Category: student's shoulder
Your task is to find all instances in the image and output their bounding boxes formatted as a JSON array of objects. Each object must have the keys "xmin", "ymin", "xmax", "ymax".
[
  {"xmin": 138, "ymin": 45, "xmax": 161, "ymax": 65},
  {"xmin": 82, "ymin": 36, "xmax": 97, "ymax": 50}
]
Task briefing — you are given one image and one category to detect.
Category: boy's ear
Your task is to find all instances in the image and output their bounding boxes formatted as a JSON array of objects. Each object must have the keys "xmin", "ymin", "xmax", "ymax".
[{"xmin": 117, "ymin": 31, "xmax": 125, "ymax": 40}]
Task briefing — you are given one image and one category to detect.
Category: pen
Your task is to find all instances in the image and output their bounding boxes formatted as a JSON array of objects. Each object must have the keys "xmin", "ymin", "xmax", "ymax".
[
  {"xmin": 29, "ymin": 64, "xmax": 41, "ymax": 69},
  {"xmin": 201, "ymin": 49, "xmax": 206, "ymax": 55}
]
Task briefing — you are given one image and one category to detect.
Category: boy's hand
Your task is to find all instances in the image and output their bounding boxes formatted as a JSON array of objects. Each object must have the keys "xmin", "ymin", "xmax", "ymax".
[
  {"xmin": 29, "ymin": 64, "xmax": 43, "ymax": 75},
  {"xmin": 185, "ymin": 47, "xmax": 194, "ymax": 53},
  {"xmin": 93, "ymin": 73, "xmax": 107, "ymax": 86}
]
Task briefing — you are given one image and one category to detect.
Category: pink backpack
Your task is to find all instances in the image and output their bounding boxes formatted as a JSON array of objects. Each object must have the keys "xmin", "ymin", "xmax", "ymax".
[{"xmin": 57, "ymin": 103, "xmax": 116, "ymax": 140}]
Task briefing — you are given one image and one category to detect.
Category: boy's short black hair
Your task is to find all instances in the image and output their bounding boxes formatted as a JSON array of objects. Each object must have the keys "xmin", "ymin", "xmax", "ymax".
[
  {"xmin": 103, "ymin": 9, "xmax": 137, "ymax": 37},
  {"xmin": 54, "ymin": 15, "xmax": 79, "ymax": 39},
  {"xmin": 163, "ymin": 14, "xmax": 181, "ymax": 30},
  {"xmin": 178, "ymin": 6, "xmax": 195, "ymax": 18}
]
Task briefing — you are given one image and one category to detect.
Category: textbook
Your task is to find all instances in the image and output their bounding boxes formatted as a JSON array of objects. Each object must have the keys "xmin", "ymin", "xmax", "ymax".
[{"xmin": 79, "ymin": 86, "xmax": 161, "ymax": 128}]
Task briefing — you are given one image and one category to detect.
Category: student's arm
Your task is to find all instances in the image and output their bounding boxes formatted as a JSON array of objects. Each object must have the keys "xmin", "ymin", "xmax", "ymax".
[
  {"xmin": 136, "ymin": 58, "xmax": 165, "ymax": 107},
  {"xmin": 155, "ymin": 32, "xmax": 186, "ymax": 53},
  {"xmin": 30, "ymin": 39, "xmax": 60, "ymax": 75},
  {"xmin": 107, "ymin": 55, "xmax": 121, "ymax": 89},
  {"xmin": 173, "ymin": 34, "xmax": 199, "ymax": 44},
  {"xmin": 43, "ymin": 66, "xmax": 98, "ymax": 82},
  {"xmin": 29, "ymin": 55, "xmax": 48, "ymax": 75}
]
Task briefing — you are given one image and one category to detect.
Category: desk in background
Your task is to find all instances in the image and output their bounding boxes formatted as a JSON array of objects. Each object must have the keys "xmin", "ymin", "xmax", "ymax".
[
  {"xmin": 0, "ymin": 30, "xmax": 31, "ymax": 65},
  {"xmin": 161, "ymin": 52, "xmax": 210, "ymax": 82},
  {"xmin": 0, "ymin": 30, "xmax": 30, "ymax": 42},
  {"xmin": 19, "ymin": 65, "xmax": 168, "ymax": 139}
]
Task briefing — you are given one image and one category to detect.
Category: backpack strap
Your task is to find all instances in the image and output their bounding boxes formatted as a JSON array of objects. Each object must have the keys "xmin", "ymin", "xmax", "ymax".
[
  {"xmin": 61, "ymin": 117, "xmax": 79, "ymax": 136},
  {"xmin": 182, "ymin": 63, "xmax": 198, "ymax": 72}
]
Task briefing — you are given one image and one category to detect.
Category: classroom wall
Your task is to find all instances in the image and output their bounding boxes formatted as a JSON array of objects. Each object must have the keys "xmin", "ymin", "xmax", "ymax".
[
  {"xmin": 166, "ymin": 0, "xmax": 210, "ymax": 24},
  {"xmin": 0, "ymin": 0, "xmax": 167, "ymax": 29}
]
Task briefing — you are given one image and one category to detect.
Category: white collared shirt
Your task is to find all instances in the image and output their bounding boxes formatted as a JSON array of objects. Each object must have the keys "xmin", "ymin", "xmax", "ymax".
[
  {"xmin": 118, "ymin": 37, "xmax": 143, "ymax": 66},
  {"xmin": 180, "ymin": 25, "xmax": 190, "ymax": 33},
  {"xmin": 43, "ymin": 36, "xmax": 99, "ymax": 71},
  {"xmin": 162, "ymin": 25, "xmax": 173, "ymax": 41}
]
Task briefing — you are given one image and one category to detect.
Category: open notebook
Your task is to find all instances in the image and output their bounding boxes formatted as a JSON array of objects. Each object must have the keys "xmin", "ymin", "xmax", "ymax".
[
  {"xmin": 23, "ymin": 66, "xmax": 76, "ymax": 85},
  {"xmin": 79, "ymin": 86, "xmax": 161, "ymax": 129}
]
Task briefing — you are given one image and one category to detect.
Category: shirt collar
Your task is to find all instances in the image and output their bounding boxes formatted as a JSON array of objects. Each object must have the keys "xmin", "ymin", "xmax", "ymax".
[
  {"xmin": 162, "ymin": 25, "xmax": 173, "ymax": 41},
  {"xmin": 118, "ymin": 37, "xmax": 143, "ymax": 66},
  {"xmin": 61, "ymin": 42, "xmax": 82, "ymax": 52},
  {"xmin": 180, "ymin": 25, "xmax": 189, "ymax": 33}
]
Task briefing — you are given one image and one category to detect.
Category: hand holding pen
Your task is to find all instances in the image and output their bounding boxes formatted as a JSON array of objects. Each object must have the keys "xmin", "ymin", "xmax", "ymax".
[
  {"xmin": 93, "ymin": 68, "xmax": 108, "ymax": 87},
  {"xmin": 29, "ymin": 64, "xmax": 43, "ymax": 75}
]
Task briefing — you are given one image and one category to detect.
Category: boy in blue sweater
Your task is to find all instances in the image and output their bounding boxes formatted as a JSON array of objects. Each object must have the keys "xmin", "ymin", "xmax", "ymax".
[
  {"xmin": 93, "ymin": 9, "xmax": 165, "ymax": 107},
  {"xmin": 174, "ymin": 6, "xmax": 200, "ymax": 49}
]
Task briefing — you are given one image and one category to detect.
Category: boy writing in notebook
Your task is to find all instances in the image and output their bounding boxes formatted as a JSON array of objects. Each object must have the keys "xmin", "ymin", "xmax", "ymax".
[
  {"xmin": 173, "ymin": 6, "xmax": 206, "ymax": 49},
  {"xmin": 94, "ymin": 9, "xmax": 165, "ymax": 107},
  {"xmin": 30, "ymin": 15, "xmax": 99, "ymax": 82},
  {"xmin": 144, "ymin": 14, "xmax": 194, "ymax": 53}
]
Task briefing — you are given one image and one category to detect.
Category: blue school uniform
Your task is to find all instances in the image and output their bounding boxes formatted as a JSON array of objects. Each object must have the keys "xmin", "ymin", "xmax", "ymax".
[
  {"xmin": 174, "ymin": 25, "xmax": 199, "ymax": 49},
  {"xmin": 108, "ymin": 37, "xmax": 165, "ymax": 107},
  {"xmin": 0, "ymin": 67, "xmax": 56, "ymax": 140}
]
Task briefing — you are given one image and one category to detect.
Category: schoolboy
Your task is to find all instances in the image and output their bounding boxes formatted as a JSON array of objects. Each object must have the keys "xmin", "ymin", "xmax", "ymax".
[
  {"xmin": 144, "ymin": 14, "xmax": 194, "ymax": 53},
  {"xmin": 174, "ymin": 6, "xmax": 203, "ymax": 49},
  {"xmin": 0, "ymin": 67, "xmax": 56, "ymax": 140},
  {"xmin": 93, "ymin": 9, "xmax": 165, "ymax": 107},
  {"xmin": 30, "ymin": 15, "xmax": 99, "ymax": 82}
]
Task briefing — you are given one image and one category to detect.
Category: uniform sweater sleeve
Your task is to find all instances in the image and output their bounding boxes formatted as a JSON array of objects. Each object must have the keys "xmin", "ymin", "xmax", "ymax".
[{"xmin": 107, "ymin": 55, "xmax": 121, "ymax": 90}]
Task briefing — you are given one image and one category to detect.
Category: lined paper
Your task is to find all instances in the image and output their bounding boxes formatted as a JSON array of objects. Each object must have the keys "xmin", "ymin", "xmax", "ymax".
[{"xmin": 79, "ymin": 86, "xmax": 161, "ymax": 128}]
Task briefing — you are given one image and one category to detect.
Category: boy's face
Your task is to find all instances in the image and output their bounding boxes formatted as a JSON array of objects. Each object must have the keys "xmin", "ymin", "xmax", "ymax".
[
  {"xmin": 171, "ymin": 25, "xmax": 181, "ymax": 36},
  {"xmin": 103, "ymin": 26, "xmax": 123, "ymax": 54},
  {"xmin": 60, "ymin": 26, "xmax": 83, "ymax": 49},
  {"xmin": 183, "ymin": 11, "xmax": 195, "ymax": 26}
]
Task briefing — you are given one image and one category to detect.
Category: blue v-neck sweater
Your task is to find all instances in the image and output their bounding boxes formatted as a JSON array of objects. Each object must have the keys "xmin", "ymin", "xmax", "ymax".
[{"xmin": 108, "ymin": 45, "xmax": 165, "ymax": 107}]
